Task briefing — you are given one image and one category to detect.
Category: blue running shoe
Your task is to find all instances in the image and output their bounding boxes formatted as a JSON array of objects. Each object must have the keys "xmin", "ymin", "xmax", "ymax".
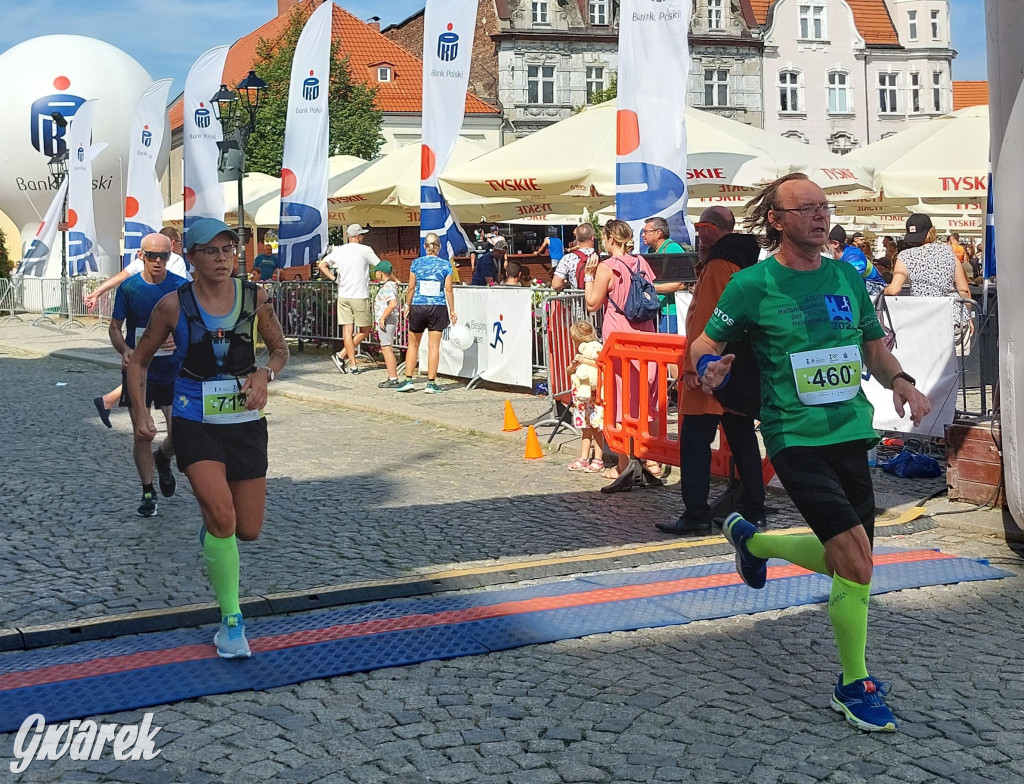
[
  {"xmin": 214, "ymin": 613, "xmax": 252, "ymax": 659},
  {"xmin": 723, "ymin": 512, "xmax": 767, "ymax": 589},
  {"xmin": 831, "ymin": 676, "xmax": 898, "ymax": 732}
]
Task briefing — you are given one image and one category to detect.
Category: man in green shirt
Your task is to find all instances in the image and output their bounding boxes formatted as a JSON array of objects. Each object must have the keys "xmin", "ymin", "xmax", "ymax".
[
  {"xmin": 691, "ymin": 173, "xmax": 931, "ymax": 733},
  {"xmin": 643, "ymin": 216, "xmax": 688, "ymax": 333}
]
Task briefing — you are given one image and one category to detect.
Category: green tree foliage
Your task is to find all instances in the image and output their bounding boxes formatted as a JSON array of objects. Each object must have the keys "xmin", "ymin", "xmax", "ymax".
[
  {"xmin": 245, "ymin": 6, "xmax": 384, "ymax": 176},
  {"xmin": 0, "ymin": 227, "xmax": 11, "ymax": 279},
  {"xmin": 581, "ymin": 75, "xmax": 617, "ymax": 111}
]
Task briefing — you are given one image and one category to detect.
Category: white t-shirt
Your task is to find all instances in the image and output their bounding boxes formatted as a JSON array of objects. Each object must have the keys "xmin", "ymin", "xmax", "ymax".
[
  {"xmin": 125, "ymin": 252, "xmax": 191, "ymax": 281},
  {"xmin": 323, "ymin": 242, "xmax": 380, "ymax": 299}
]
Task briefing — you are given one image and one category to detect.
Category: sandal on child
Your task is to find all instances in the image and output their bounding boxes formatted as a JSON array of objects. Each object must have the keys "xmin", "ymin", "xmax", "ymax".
[
  {"xmin": 585, "ymin": 459, "xmax": 604, "ymax": 473},
  {"xmin": 568, "ymin": 458, "xmax": 590, "ymax": 471}
]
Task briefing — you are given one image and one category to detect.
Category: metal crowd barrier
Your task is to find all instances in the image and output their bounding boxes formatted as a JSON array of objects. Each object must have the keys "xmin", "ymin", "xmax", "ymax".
[
  {"xmin": 956, "ymin": 295, "xmax": 996, "ymax": 417},
  {"xmin": 0, "ymin": 277, "xmax": 24, "ymax": 324}
]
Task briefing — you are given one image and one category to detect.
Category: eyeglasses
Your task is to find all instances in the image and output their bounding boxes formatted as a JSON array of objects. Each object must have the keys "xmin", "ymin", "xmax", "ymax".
[
  {"xmin": 774, "ymin": 203, "xmax": 836, "ymax": 218},
  {"xmin": 693, "ymin": 222, "xmax": 716, "ymax": 229},
  {"xmin": 640, "ymin": 228, "xmax": 660, "ymax": 235},
  {"xmin": 192, "ymin": 244, "xmax": 239, "ymax": 259},
  {"xmin": 141, "ymin": 251, "xmax": 170, "ymax": 261}
]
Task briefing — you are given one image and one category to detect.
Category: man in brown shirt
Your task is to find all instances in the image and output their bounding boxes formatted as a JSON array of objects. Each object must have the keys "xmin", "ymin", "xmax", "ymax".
[{"xmin": 656, "ymin": 206, "xmax": 766, "ymax": 535}]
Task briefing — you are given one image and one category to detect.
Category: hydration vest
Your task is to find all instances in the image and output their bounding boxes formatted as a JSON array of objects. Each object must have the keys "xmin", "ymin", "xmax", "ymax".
[{"xmin": 178, "ymin": 280, "xmax": 259, "ymax": 381}]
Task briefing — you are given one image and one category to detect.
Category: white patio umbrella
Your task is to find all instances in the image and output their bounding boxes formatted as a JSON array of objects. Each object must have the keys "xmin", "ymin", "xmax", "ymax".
[
  {"xmin": 844, "ymin": 106, "xmax": 989, "ymax": 202},
  {"xmin": 441, "ymin": 100, "xmax": 874, "ymax": 202}
]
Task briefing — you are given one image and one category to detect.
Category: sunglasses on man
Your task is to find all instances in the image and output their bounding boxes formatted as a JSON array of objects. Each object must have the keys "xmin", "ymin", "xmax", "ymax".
[{"xmin": 141, "ymin": 250, "xmax": 170, "ymax": 261}]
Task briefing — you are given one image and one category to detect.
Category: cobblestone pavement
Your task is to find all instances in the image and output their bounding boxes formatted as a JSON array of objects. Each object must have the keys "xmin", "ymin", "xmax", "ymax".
[
  {"xmin": 3, "ymin": 326, "xmax": 1021, "ymax": 782},
  {"xmin": 2, "ymin": 526, "xmax": 1021, "ymax": 784}
]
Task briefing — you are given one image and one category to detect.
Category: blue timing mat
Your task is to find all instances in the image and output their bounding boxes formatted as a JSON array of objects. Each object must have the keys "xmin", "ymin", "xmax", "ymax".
[{"xmin": 0, "ymin": 548, "xmax": 1010, "ymax": 732}]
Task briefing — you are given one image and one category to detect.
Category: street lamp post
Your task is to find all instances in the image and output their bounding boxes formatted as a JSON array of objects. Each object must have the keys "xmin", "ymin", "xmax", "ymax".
[
  {"xmin": 46, "ymin": 145, "xmax": 70, "ymax": 325},
  {"xmin": 211, "ymin": 70, "xmax": 268, "ymax": 279}
]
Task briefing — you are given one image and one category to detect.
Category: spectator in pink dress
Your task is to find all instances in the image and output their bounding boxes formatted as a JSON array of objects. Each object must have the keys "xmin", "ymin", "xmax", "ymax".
[{"xmin": 583, "ymin": 219, "xmax": 662, "ymax": 482}]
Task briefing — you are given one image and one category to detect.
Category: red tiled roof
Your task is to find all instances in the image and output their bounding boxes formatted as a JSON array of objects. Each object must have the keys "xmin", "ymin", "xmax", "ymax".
[
  {"xmin": 751, "ymin": 0, "xmax": 899, "ymax": 45},
  {"xmin": 171, "ymin": 0, "xmax": 496, "ymax": 131},
  {"xmin": 953, "ymin": 81, "xmax": 988, "ymax": 111}
]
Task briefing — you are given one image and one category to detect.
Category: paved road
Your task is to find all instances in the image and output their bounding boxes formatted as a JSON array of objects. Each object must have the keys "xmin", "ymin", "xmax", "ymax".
[{"xmin": 2, "ymin": 337, "xmax": 1022, "ymax": 783}]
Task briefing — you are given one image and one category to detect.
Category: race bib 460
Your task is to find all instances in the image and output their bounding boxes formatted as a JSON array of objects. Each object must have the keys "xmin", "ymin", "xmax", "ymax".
[{"xmin": 790, "ymin": 345, "xmax": 862, "ymax": 406}]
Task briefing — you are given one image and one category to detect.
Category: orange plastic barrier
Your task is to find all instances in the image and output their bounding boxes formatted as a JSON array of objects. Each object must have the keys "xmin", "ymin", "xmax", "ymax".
[{"xmin": 599, "ymin": 332, "xmax": 774, "ymax": 483}]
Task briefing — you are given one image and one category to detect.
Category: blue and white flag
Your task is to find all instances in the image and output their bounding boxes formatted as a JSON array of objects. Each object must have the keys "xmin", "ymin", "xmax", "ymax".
[
  {"xmin": 984, "ymin": 171, "xmax": 996, "ymax": 279},
  {"xmin": 183, "ymin": 45, "xmax": 229, "ymax": 230},
  {"xmin": 123, "ymin": 79, "xmax": 173, "ymax": 269},
  {"xmin": 420, "ymin": 0, "xmax": 476, "ymax": 259},
  {"xmin": 278, "ymin": 1, "xmax": 332, "ymax": 268},
  {"xmin": 19, "ymin": 178, "xmax": 68, "ymax": 277},
  {"xmin": 66, "ymin": 99, "xmax": 105, "ymax": 276},
  {"xmin": 616, "ymin": 0, "xmax": 692, "ymax": 247}
]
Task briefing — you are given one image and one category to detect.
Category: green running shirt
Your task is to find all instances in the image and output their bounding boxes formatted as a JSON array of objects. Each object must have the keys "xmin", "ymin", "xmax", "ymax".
[{"xmin": 704, "ymin": 255, "xmax": 886, "ymax": 457}]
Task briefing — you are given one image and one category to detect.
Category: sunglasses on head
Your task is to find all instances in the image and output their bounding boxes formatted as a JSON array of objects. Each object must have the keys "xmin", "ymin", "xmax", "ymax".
[{"xmin": 142, "ymin": 251, "xmax": 170, "ymax": 261}]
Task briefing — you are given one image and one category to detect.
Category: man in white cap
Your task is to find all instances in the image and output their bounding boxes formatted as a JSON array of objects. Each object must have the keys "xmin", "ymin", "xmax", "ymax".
[{"xmin": 318, "ymin": 224, "xmax": 381, "ymax": 374}]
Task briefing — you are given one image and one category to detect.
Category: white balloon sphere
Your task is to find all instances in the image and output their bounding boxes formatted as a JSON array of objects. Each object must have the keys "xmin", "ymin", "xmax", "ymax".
[
  {"xmin": 446, "ymin": 323, "xmax": 474, "ymax": 351},
  {"xmin": 0, "ymin": 35, "xmax": 155, "ymax": 276}
]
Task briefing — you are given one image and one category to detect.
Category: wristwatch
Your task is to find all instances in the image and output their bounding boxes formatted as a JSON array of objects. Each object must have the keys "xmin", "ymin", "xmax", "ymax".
[
  {"xmin": 261, "ymin": 366, "xmax": 276, "ymax": 382},
  {"xmin": 891, "ymin": 371, "xmax": 915, "ymax": 388}
]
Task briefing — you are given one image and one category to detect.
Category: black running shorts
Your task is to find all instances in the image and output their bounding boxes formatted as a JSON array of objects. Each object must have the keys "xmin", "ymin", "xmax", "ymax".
[
  {"xmin": 770, "ymin": 440, "xmax": 875, "ymax": 546},
  {"xmin": 119, "ymin": 369, "xmax": 174, "ymax": 409},
  {"xmin": 171, "ymin": 416, "xmax": 269, "ymax": 481},
  {"xmin": 407, "ymin": 304, "xmax": 450, "ymax": 333}
]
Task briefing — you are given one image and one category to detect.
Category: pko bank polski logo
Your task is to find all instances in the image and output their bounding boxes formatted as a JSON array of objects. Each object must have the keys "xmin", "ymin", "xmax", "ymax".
[
  {"xmin": 302, "ymin": 70, "xmax": 319, "ymax": 101},
  {"xmin": 194, "ymin": 103, "xmax": 211, "ymax": 129},
  {"xmin": 437, "ymin": 23, "xmax": 459, "ymax": 62},
  {"xmin": 30, "ymin": 76, "xmax": 86, "ymax": 157},
  {"xmin": 141, "ymin": 125, "xmax": 152, "ymax": 147},
  {"xmin": 9, "ymin": 713, "xmax": 163, "ymax": 774},
  {"xmin": 77, "ymin": 145, "xmax": 84, "ymax": 163}
]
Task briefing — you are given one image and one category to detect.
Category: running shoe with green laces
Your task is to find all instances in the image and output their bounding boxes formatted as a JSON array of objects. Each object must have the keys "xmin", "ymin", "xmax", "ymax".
[
  {"xmin": 723, "ymin": 512, "xmax": 767, "ymax": 589},
  {"xmin": 154, "ymin": 449, "xmax": 176, "ymax": 498},
  {"xmin": 214, "ymin": 613, "xmax": 252, "ymax": 659},
  {"xmin": 396, "ymin": 379, "xmax": 416, "ymax": 392},
  {"xmin": 137, "ymin": 491, "xmax": 157, "ymax": 517},
  {"xmin": 425, "ymin": 381, "xmax": 442, "ymax": 394},
  {"xmin": 831, "ymin": 676, "xmax": 898, "ymax": 732}
]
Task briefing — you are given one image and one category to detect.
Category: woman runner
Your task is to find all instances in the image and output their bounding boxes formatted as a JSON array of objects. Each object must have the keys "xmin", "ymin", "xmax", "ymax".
[{"xmin": 127, "ymin": 218, "xmax": 289, "ymax": 658}]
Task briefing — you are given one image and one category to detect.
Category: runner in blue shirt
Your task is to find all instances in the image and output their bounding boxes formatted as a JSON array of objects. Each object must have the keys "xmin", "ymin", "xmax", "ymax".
[{"xmin": 109, "ymin": 233, "xmax": 186, "ymax": 516}]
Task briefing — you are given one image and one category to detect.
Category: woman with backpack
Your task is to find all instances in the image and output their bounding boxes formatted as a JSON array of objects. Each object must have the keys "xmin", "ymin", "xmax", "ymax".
[{"xmin": 583, "ymin": 219, "xmax": 663, "ymax": 482}]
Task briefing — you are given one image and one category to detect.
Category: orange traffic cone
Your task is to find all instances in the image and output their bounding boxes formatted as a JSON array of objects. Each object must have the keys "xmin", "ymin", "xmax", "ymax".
[
  {"xmin": 524, "ymin": 425, "xmax": 544, "ymax": 459},
  {"xmin": 502, "ymin": 400, "xmax": 522, "ymax": 432}
]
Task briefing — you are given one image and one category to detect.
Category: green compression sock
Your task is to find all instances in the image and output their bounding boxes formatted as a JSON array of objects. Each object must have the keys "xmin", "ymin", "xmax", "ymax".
[
  {"xmin": 203, "ymin": 533, "xmax": 241, "ymax": 618},
  {"xmin": 829, "ymin": 574, "xmax": 871, "ymax": 685},
  {"xmin": 746, "ymin": 533, "xmax": 829, "ymax": 575}
]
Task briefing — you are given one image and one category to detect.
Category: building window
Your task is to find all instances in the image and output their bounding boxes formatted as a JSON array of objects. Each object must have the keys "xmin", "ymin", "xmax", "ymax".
[
  {"xmin": 532, "ymin": 1, "xmax": 548, "ymax": 24},
  {"xmin": 908, "ymin": 10, "xmax": 917, "ymax": 41},
  {"xmin": 933, "ymin": 72, "xmax": 943, "ymax": 112},
  {"xmin": 828, "ymin": 132, "xmax": 855, "ymax": 155},
  {"xmin": 704, "ymin": 69, "xmax": 729, "ymax": 107},
  {"xmin": 799, "ymin": 3, "xmax": 825, "ymax": 39},
  {"xmin": 589, "ymin": 0, "xmax": 608, "ymax": 25},
  {"xmin": 707, "ymin": 0, "xmax": 724, "ymax": 30},
  {"xmin": 910, "ymin": 73, "xmax": 921, "ymax": 113},
  {"xmin": 827, "ymin": 71, "xmax": 851, "ymax": 113},
  {"xmin": 931, "ymin": 9, "xmax": 940, "ymax": 40},
  {"xmin": 585, "ymin": 66, "xmax": 606, "ymax": 101},
  {"xmin": 528, "ymin": 64, "xmax": 555, "ymax": 104},
  {"xmin": 778, "ymin": 70, "xmax": 800, "ymax": 112},
  {"xmin": 377, "ymin": 66, "xmax": 391, "ymax": 83},
  {"xmin": 879, "ymin": 72, "xmax": 899, "ymax": 114}
]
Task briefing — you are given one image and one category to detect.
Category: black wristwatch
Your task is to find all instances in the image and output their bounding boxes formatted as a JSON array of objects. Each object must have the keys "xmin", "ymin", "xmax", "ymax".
[{"xmin": 891, "ymin": 371, "xmax": 915, "ymax": 388}]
